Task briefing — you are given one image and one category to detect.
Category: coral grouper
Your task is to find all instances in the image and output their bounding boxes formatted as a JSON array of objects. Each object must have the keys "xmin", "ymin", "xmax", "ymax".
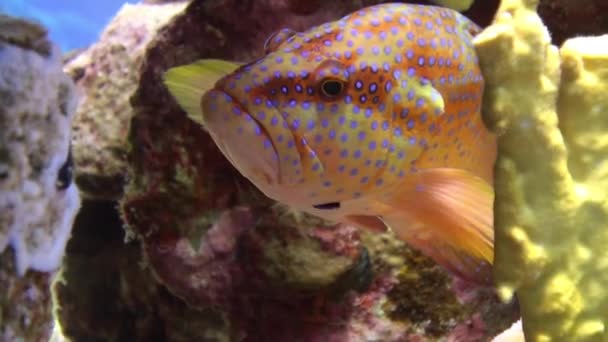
[{"xmin": 164, "ymin": 3, "xmax": 497, "ymax": 284}]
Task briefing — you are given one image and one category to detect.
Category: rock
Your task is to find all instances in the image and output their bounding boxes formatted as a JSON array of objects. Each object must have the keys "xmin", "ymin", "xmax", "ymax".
[
  {"xmin": 0, "ymin": 15, "xmax": 80, "ymax": 341},
  {"xmin": 112, "ymin": 0, "xmax": 517, "ymax": 340},
  {"xmin": 0, "ymin": 16, "xmax": 80, "ymax": 276},
  {"xmin": 0, "ymin": 249, "xmax": 55, "ymax": 341},
  {"xmin": 54, "ymin": 0, "xmax": 608, "ymax": 340},
  {"xmin": 65, "ymin": 2, "xmax": 189, "ymax": 200},
  {"xmin": 53, "ymin": 200, "xmax": 230, "ymax": 341},
  {"xmin": 0, "ymin": 14, "xmax": 52, "ymax": 57}
]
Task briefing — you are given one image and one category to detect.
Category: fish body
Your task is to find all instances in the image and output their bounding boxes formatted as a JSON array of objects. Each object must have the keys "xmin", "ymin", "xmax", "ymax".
[{"xmin": 164, "ymin": 3, "xmax": 497, "ymax": 284}]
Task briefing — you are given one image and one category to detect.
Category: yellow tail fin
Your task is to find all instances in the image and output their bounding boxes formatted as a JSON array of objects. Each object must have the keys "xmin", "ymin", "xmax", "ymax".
[{"xmin": 163, "ymin": 59, "xmax": 241, "ymax": 126}]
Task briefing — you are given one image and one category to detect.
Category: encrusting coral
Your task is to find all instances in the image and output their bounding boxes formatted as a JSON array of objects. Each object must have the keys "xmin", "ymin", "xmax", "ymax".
[
  {"xmin": 64, "ymin": 2, "xmax": 189, "ymax": 200},
  {"xmin": 0, "ymin": 15, "xmax": 80, "ymax": 276},
  {"xmin": 0, "ymin": 15, "xmax": 80, "ymax": 341},
  {"xmin": 475, "ymin": 0, "xmax": 608, "ymax": 340}
]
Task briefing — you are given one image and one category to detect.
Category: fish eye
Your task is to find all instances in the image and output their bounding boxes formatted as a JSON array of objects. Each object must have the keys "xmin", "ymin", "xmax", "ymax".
[{"xmin": 320, "ymin": 79, "xmax": 345, "ymax": 98}]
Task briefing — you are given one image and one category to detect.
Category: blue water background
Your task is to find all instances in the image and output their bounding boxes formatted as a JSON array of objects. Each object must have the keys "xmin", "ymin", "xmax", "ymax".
[{"xmin": 1, "ymin": 0, "xmax": 136, "ymax": 52}]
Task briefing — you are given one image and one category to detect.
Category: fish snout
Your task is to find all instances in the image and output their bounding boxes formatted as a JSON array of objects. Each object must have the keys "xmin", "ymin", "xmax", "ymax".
[{"xmin": 201, "ymin": 89, "xmax": 280, "ymax": 187}]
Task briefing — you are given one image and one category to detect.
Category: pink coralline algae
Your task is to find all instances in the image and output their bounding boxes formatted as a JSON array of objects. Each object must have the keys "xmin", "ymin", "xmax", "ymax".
[{"xmin": 124, "ymin": 202, "xmax": 407, "ymax": 340}]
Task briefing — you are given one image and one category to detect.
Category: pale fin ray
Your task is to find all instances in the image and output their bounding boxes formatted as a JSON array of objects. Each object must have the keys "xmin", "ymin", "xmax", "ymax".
[{"xmin": 379, "ymin": 168, "xmax": 494, "ymax": 284}]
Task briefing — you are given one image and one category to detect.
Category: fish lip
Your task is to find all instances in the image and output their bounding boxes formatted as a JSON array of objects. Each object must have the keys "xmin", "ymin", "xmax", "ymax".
[
  {"xmin": 213, "ymin": 85, "xmax": 282, "ymax": 185},
  {"xmin": 218, "ymin": 86, "xmax": 270, "ymax": 139},
  {"xmin": 218, "ymin": 85, "xmax": 304, "ymax": 186},
  {"xmin": 218, "ymin": 83, "xmax": 316, "ymax": 188}
]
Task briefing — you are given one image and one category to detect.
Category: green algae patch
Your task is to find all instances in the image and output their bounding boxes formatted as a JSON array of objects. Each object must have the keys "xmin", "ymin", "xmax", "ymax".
[
  {"xmin": 364, "ymin": 232, "xmax": 467, "ymax": 337},
  {"xmin": 260, "ymin": 233, "xmax": 358, "ymax": 291},
  {"xmin": 474, "ymin": 0, "xmax": 608, "ymax": 339},
  {"xmin": 385, "ymin": 259, "xmax": 463, "ymax": 337}
]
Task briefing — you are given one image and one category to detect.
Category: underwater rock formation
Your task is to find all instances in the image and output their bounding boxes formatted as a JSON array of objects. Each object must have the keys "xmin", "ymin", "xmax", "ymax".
[
  {"xmin": 0, "ymin": 15, "xmax": 80, "ymax": 277},
  {"xmin": 475, "ymin": 0, "xmax": 608, "ymax": 340},
  {"xmin": 52, "ymin": 201, "xmax": 230, "ymax": 341},
  {"xmin": 65, "ymin": 2, "xmax": 189, "ymax": 200},
  {"xmin": 0, "ymin": 248, "xmax": 55, "ymax": 341},
  {"xmin": 105, "ymin": 0, "xmax": 518, "ymax": 340},
  {"xmin": 48, "ymin": 0, "xmax": 608, "ymax": 341},
  {"xmin": 0, "ymin": 15, "xmax": 80, "ymax": 341}
]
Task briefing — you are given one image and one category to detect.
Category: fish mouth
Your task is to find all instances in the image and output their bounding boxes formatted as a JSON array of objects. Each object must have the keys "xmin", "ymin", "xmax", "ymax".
[{"xmin": 201, "ymin": 89, "xmax": 280, "ymax": 187}]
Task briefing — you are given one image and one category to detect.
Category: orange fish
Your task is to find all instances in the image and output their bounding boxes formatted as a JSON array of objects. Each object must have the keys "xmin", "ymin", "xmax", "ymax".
[{"xmin": 164, "ymin": 3, "xmax": 497, "ymax": 284}]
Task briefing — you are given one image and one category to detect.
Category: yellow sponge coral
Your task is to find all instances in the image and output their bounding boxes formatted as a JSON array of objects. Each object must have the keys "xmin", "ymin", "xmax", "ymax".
[{"xmin": 475, "ymin": 0, "xmax": 608, "ymax": 340}]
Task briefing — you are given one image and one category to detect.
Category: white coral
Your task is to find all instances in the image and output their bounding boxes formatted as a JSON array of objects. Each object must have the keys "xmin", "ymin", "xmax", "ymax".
[{"xmin": 0, "ymin": 41, "xmax": 81, "ymax": 275}]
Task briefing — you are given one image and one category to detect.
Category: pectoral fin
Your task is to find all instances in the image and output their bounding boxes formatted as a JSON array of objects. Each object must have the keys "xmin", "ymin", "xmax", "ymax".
[
  {"xmin": 163, "ymin": 59, "xmax": 241, "ymax": 126},
  {"xmin": 380, "ymin": 168, "xmax": 495, "ymax": 284}
]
